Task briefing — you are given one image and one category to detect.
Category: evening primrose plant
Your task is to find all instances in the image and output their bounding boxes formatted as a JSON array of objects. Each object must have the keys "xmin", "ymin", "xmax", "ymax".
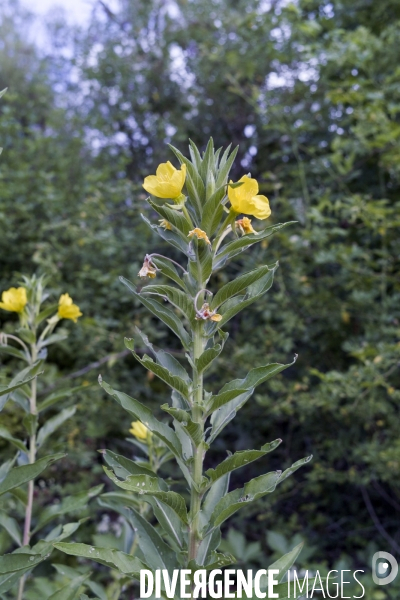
[
  {"xmin": 0, "ymin": 275, "xmax": 102, "ymax": 599},
  {"xmin": 56, "ymin": 139, "xmax": 312, "ymax": 599}
]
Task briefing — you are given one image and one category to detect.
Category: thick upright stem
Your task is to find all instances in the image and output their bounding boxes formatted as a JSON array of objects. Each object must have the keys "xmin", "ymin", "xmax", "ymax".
[
  {"xmin": 188, "ymin": 320, "xmax": 206, "ymax": 569},
  {"xmin": 18, "ymin": 343, "xmax": 38, "ymax": 600}
]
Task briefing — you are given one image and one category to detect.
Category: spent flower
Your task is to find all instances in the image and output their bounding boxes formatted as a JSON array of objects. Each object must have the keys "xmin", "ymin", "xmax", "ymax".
[
  {"xmin": 188, "ymin": 228, "xmax": 211, "ymax": 245},
  {"xmin": 236, "ymin": 216, "xmax": 256, "ymax": 235},
  {"xmin": 195, "ymin": 302, "xmax": 222, "ymax": 322},
  {"xmin": 138, "ymin": 255, "xmax": 157, "ymax": 279},
  {"xmin": 159, "ymin": 219, "xmax": 172, "ymax": 230}
]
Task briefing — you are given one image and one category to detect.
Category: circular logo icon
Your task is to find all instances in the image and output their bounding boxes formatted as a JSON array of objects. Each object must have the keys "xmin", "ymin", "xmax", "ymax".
[{"xmin": 372, "ymin": 552, "xmax": 398, "ymax": 586}]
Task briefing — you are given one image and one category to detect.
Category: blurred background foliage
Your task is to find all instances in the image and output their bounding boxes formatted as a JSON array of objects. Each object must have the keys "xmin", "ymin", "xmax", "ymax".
[{"xmin": 0, "ymin": 0, "xmax": 399, "ymax": 591}]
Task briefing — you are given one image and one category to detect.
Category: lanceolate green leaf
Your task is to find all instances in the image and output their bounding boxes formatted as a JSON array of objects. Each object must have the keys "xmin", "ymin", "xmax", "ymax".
[
  {"xmin": 209, "ymin": 471, "xmax": 281, "ymax": 529},
  {"xmin": 221, "ymin": 358, "xmax": 298, "ymax": 394},
  {"xmin": 267, "ymin": 542, "xmax": 304, "ymax": 582},
  {"xmin": 278, "ymin": 456, "xmax": 313, "ymax": 484},
  {"xmin": 133, "ymin": 327, "xmax": 191, "ymax": 382},
  {"xmin": 53, "ymin": 543, "xmax": 146, "ymax": 578},
  {"xmin": 215, "ymin": 145, "xmax": 238, "ymax": 188},
  {"xmin": 125, "ymin": 339, "xmax": 190, "ymax": 399},
  {"xmin": 33, "ymin": 485, "xmax": 104, "ymax": 533},
  {"xmin": 195, "ymin": 344, "xmax": 223, "ymax": 373},
  {"xmin": 201, "ymin": 188, "xmax": 226, "ymax": 236},
  {"xmin": 36, "ymin": 406, "xmax": 76, "ymax": 448},
  {"xmin": 199, "ymin": 138, "xmax": 215, "ymax": 182},
  {"xmin": 0, "ymin": 426, "xmax": 27, "ymax": 453},
  {"xmin": 0, "ymin": 511, "xmax": 22, "ymax": 546},
  {"xmin": 47, "ymin": 573, "xmax": 90, "ymax": 600},
  {"xmin": 99, "ymin": 492, "xmax": 184, "ymax": 551},
  {"xmin": 150, "ymin": 255, "xmax": 186, "ymax": 289},
  {"xmin": 0, "ymin": 552, "xmax": 44, "ymax": 575},
  {"xmin": 37, "ymin": 385, "xmax": 84, "ymax": 412},
  {"xmin": 0, "ymin": 362, "xmax": 43, "ymax": 411},
  {"xmin": 0, "ymin": 454, "xmax": 65, "ymax": 497},
  {"xmin": 209, "ymin": 359, "xmax": 297, "ymax": 441},
  {"xmin": 169, "ymin": 144, "xmax": 205, "ymax": 216},
  {"xmin": 215, "ymin": 268, "xmax": 277, "ymax": 328},
  {"xmin": 141, "ymin": 214, "xmax": 191, "ymax": 256},
  {"xmin": 161, "ymin": 405, "xmax": 203, "ymax": 446},
  {"xmin": 140, "ymin": 284, "xmax": 196, "ymax": 324},
  {"xmin": 205, "ymin": 440, "xmax": 282, "ymax": 483},
  {"xmin": 125, "ymin": 507, "xmax": 178, "ymax": 571},
  {"xmin": 0, "ymin": 344, "xmax": 28, "ymax": 362},
  {"xmin": 188, "ymin": 237, "xmax": 213, "ymax": 285},
  {"xmin": 120, "ymin": 277, "xmax": 192, "ymax": 349},
  {"xmin": 214, "ymin": 222, "xmax": 295, "ymax": 269},
  {"xmin": 99, "ymin": 379, "xmax": 184, "ymax": 462},
  {"xmin": 103, "ymin": 468, "xmax": 189, "ymax": 525},
  {"xmin": 101, "ymin": 450, "xmax": 161, "ymax": 482},
  {"xmin": 147, "ymin": 496, "xmax": 185, "ymax": 550},
  {"xmin": 211, "ymin": 265, "xmax": 273, "ymax": 310},
  {"xmin": 206, "ymin": 388, "xmax": 252, "ymax": 415},
  {"xmin": 147, "ymin": 199, "xmax": 191, "ymax": 236}
]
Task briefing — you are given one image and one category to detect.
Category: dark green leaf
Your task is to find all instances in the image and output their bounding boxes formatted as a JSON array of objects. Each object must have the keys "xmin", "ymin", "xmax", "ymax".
[
  {"xmin": 211, "ymin": 265, "xmax": 273, "ymax": 310},
  {"xmin": 103, "ymin": 468, "xmax": 188, "ymax": 524},
  {"xmin": 37, "ymin": 406, "xmax": 76, "ymax": 448},
  {"xmin": 120, "ymin": 277, "xmax": 192, "ymax": 349},
  {"xmin": 0, "ymin": 454, "xmax": 65, "ymax": 497},
  {"xmin": 53, "ymin": 543, "xmax": 146, "ymax": 578},
  {"xmin": 205, "ymin": 440, "xmax": 282, "ymax": 483}
]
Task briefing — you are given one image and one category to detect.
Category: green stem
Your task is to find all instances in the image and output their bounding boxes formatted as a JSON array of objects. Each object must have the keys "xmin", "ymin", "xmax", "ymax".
[
  {"xmin": 17, "ymin": 342, "xmax": 38, "ymax": 600},
  {"xmin": 188, "ymin": 318, "xmax": 206, "ymax": 578},
  {"xmin": 212, "ymin": 209, "xmax": 237, "ymax": 252},
  {"xmin": 182, "ymin": 204, "xmax": 194, "ymax": 228}
]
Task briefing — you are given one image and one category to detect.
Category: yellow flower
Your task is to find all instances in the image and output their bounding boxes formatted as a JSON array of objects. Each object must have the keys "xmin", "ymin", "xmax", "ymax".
[
  {"xmin": 235, "ymin": 217, "xmax": 256, "ymax": 235},
  {"xmin": 138, "ymin": 255, "xmax": 157, "ymax": 279},
  {"xmin": 58, "ymin": 293, "xmax": 83, "ymax": 323},
  {"xmin": 188, "ymin": 228, "xmax": 211, "ymax": 244},
  {"xmin": 228, "ymin": 176, "xmax": 271, "ymax": 219},
  {"xmin": 143, "ymin": 162, "xmax": 186, "ymax": 199},
  {"xmin": 130, "ymin": 421, "xmax": 151, "ymax": 442},
  {"xmin": 159, "ymin": 219, "xmax": 172, "ymax": 230},
  {"xmin": 0, "ymin": 287, "xmax": 27, "ymax": 313}
]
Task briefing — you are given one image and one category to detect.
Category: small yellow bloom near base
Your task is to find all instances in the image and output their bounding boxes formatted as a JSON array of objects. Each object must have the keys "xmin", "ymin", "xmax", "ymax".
[
  {"xmin": 58, "ymin": 293, "xmax": 82, "ymax": 323},
  {"xmin": 0, "ymin": 287, "xmax": 27, "ymax": 313},
  {"xmin": 188, "ymin": 228, "xmax": 211, "ymax": 244},
  {"xmin": 195, "ymin": 303, "xmax": 222, "ymax": 322},
  {"xmin": 139, "ymin": 255, "xmax": 157, "ymax": 279},
  {"xmin": 130, "ymin": 421, "xmax": 152, "ymax": 442},
  {"xmin": 228, "ymin": 175, "xmax": 271, "ymax": 220},
  {"xmin": 159, "ymin": 219, "xmax": 172, "ymax": 230},
  {"xmin": 143, "ymin": 162, "xmax": 186, "ymax": 199},
  {"xmin": 236, "ymin": 217, "xmax": 256, "ymax": 235}
]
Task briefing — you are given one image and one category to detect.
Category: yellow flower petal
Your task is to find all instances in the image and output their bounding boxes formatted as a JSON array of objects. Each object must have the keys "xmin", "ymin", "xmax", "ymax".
[
  {"xmin": 58, "ymin": 293, "xmax": 82, "ymax": 323},
  {"xmin": 143, "ymin": 162, "xmax": 186, "ymax": 199},
  {"xmin": 228, "ymin": 176, "xmax": 271, "ymax": 220},
  {"xmin": 0, "ymin": 287, "xmax": 27, "ymax": 313},
  {"xmin": 129, "ymin": 421, "xmax": 151, "ymax": 441}
]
